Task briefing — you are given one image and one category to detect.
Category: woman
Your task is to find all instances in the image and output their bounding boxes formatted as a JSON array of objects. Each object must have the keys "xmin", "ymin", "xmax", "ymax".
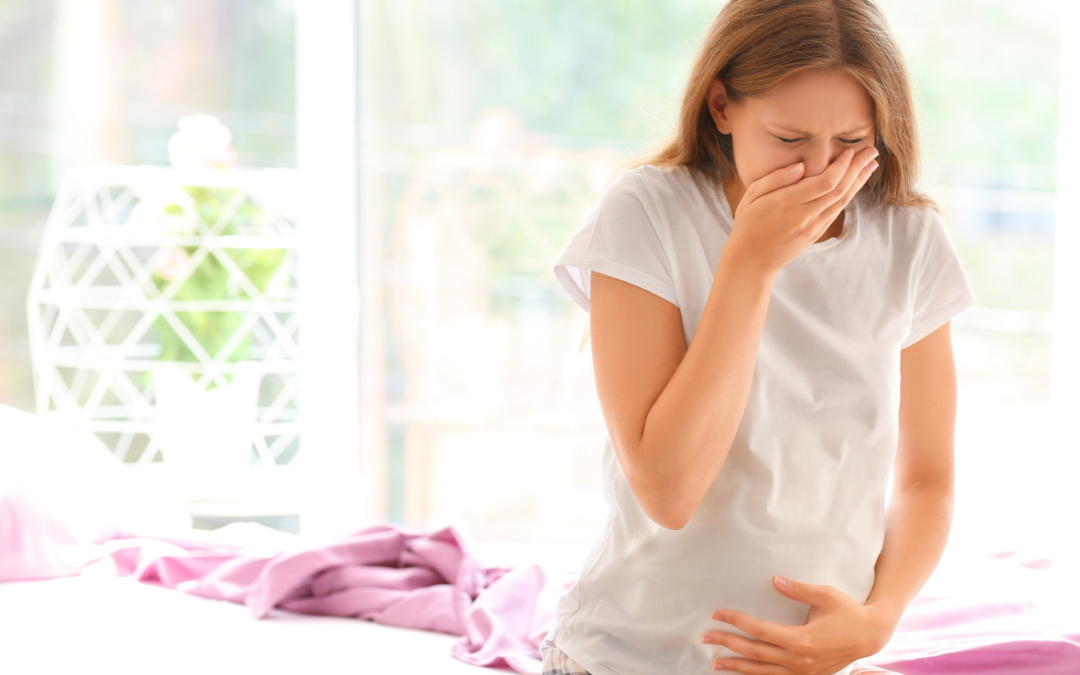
[{"xmin": 540, "ymin": 1, "xmax": 975, "ymax": 674}]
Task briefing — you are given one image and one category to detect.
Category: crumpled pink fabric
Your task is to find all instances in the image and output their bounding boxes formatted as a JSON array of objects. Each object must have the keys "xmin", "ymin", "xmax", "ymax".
[
  {"xmin": 4, "ymin": 487, "xmax": 1080, "ymax": 675},
  {"xmin": 98, "ymin": 522, "xmax": 566, "ymax": 674}
]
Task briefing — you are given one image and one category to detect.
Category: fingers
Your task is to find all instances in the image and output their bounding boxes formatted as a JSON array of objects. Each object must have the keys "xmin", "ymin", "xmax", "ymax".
[
  {"xmin": 701, "ymin": 631, "xmax": 791, "ymax": 669},
  {"xmin": 803, "ymin": 146, "xmax": 879, "ymax": 212},
  {"xmin": 710, "ymin": 610, "xmax": 798, "ymax": 652},
  {"xmin": 711, "ymin": 657, "xmax": 789, "ymax": 674},
  {"xmin": 812, "ymin": 155, "xmax": 878, "ymax": 229},
  {"xmin": 773, "ymin": 577, "xmax": 845, "ymax": 611},
  {"xmin": 742, "ymin": 161, "xmax": 805, "ymax": 203},
  {"xmin": 789, "ymin": 147, "xmax": 859, "ymax": 203}
]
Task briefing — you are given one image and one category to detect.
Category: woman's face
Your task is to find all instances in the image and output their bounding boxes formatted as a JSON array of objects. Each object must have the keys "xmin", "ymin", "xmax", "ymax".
[{"xmin": 707, "ymin": 68, "xmax": 877, "ymax": 191}]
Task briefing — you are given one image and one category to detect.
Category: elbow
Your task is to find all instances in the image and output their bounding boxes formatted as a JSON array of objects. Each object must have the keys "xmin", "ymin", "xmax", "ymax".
[
  {"xmin": 629, "ymin": 475, "xmax": 694, "ymax": 531},
  {"xmin": 652, "ymin": 508, "xmax": 691, "ymax": 531},
  {"xmin": 618, "ymin": 440, "xmax": 697, "ymax": 531}
]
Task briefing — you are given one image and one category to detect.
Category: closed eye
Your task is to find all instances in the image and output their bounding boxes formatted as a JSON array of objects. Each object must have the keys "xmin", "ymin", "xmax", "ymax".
[{"xmin": 776, "ymin": 136, "xmax": 867, "ymax": 144}]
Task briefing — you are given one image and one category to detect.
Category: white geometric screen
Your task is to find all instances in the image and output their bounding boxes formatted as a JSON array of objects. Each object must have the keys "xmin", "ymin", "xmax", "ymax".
[{"xmin": 27, "ymin": 166, "xmax": 300, "ymax": 467}]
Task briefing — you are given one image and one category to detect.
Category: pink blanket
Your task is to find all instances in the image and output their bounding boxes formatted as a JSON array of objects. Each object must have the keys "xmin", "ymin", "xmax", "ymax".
[
  {"xmin": 863, "ymin": 548, "xmax": 1080, "ymax": 675},
  {"xmin": 100, "ymin": 523, "xmax": 566, "ymax": 674},
  {"xmin": 2, "ymin": 488, "xmax": 1079, "ymax": 674}
]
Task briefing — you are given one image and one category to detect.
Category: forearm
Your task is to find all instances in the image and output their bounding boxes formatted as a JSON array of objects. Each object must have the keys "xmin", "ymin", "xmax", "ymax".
[
  {"xmin": 634, "ymin": 249, "xmax": 776, "ymax": 528},
  {"xmin": 863, "ymin": 478, "xmax": 954, "ymax": 650}
]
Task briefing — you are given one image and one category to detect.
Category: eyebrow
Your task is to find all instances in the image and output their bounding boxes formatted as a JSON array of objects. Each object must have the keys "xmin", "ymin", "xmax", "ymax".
[{"xmin": 772, "ymin": 124, "xmax": 873, "ymax": 137}]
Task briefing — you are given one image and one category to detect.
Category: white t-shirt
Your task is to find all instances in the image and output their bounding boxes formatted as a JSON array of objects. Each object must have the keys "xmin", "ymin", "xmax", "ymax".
[{"xmin": 546, "ymin": 164, "xmax": 976, "ymax": 675}]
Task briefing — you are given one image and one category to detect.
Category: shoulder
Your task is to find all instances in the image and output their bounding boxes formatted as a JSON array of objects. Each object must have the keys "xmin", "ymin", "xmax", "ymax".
[
  {"xmin": 605, "ymin": 164, "xmax": 698, "ymax": 203},
  {"xmin": 858, "ymin": 191, "xmax": 939, "ymax": 227},
  {"xmin": 612, "ymin": 162, "xmax": 691, "ymax": 184},
  {"xmin": 600, "ymin": 164, "xmax": 711, "ymax": 226},
  {"xmin": 857, "ymin": 193, "xmax": 950, "ymax": 252},
  {"xmin": 587, "ymin": 164, "xmax": 692, "ymax": 225}
]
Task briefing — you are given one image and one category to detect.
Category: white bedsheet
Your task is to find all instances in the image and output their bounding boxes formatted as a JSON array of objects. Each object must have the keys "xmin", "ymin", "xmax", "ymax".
[{"xmin": 0, "ymin": 575, "xmax": 505, "ymax": 675}]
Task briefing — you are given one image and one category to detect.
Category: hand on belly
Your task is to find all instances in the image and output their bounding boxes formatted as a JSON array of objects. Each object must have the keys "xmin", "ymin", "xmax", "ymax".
[{"xmin": 700, "ymin": 575, "xmax": 891, "ymax": 674}]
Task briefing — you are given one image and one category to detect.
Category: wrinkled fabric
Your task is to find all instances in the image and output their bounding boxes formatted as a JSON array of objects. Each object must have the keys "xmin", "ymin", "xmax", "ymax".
[
  {"xmin": 91, "ymin": 532, "xmax": 1080, "ymax": 675},
  {"xmin": 861, "ymin": 549, "xmax": 1080, "ymax": 675},
  {"xmin": 0, "ymin": 404, "xmax": 193, "ymax": 548},
  {"xmin": 95, "ymin": 522, "xmax": 564, "ymax": 674},
  {"xmin": 0, "ymin": 490, "xmax": 101, "ymax": 582},
  {"xmin": 549, "ymin": 163, "xmax": 977, "ymax": 675},
  {"xmin": 3, "ymin": 490, "xmax": 1080, "ymax": 675}
]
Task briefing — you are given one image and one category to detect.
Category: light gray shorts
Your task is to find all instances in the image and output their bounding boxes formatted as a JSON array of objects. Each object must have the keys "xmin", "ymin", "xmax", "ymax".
[{"xmin": 540, "ymin": 639, "xmax": 592, "ymax": 675}]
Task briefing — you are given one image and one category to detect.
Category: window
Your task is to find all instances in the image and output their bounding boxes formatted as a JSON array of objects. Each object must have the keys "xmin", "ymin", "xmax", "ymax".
[
  {"xmin": 0, "ymin": 0, "xmax": 1069, "ymax": 556},
  {"xmin": 358, "ymin": 0, "xmax": 1067, "ymax": 556}
]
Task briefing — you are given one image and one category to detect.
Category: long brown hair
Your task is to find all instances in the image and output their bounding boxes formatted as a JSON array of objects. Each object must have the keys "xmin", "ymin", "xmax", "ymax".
[
  {"xmin": 578, "ymin": 0, "xmax": 933, "ymax": 355},
  {"xmin": 637, "ymin": 0, "xmax": 934, "ymax": 209}
]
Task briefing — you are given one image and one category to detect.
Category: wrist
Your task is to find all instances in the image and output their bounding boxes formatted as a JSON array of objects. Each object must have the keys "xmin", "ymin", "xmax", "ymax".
[
  {"xmin": 861, "ymin": 599, "xmax": 903, "ymax": 655},
  {"xmin": 717, "ymin": 244, "xmax": 778, "ymax": 284}
]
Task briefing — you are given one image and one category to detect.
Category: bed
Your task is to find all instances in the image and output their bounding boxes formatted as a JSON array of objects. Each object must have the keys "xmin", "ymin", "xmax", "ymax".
[
  {"xmin": 3, "ymin": 404, "xmax": 1079, "ymax": 675},
  {"xmin": 0, "ymin": 574, "xmax": 501, "ymax": 674}
]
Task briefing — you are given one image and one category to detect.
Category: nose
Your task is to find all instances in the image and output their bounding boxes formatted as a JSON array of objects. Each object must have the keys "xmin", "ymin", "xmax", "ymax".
[{"xmin": 800, "ymin": 143, "xmax": 844, "ymax": 178}]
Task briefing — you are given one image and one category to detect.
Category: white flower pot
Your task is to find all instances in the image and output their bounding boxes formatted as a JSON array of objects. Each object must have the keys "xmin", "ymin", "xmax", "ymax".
[{"xmin": 152, "ymin": 361, "xmax": 261, "ymax": 487}]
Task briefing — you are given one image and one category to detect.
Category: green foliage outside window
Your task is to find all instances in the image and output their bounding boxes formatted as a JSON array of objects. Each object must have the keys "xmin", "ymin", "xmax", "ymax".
[{"xmin": 150, "ymin": 186, "xmax": 288, "ymax": 370}]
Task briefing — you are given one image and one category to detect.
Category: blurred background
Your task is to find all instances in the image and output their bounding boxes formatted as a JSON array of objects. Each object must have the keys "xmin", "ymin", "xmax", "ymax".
[{"xmin": 0, "ymin": 0, "xmax": 1072, "ymax": 562}]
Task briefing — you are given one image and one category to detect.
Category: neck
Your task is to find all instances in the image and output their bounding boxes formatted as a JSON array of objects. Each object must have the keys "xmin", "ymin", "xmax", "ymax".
[{"xmin": 721, "ymin": 173, "xmax": 747, "ymax": 216}]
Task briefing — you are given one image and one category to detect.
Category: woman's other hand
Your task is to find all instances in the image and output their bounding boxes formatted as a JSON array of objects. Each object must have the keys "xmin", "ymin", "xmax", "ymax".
[
  {"xmin": 701, "ymin": 575, "xmax": 895, "ymax": 674},
  {"xmin": 725, "ymin": 146, "xmax": 879, "ymax": 276}
]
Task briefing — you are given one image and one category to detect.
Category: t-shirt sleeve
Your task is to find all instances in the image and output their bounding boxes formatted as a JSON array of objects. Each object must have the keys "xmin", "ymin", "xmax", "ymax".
[
  {"xmin": 552, "ymin": 168, "xmax": 678, "ymax": 313},
  {"xmin": 901, "ymin": 209, "xmax": 977, "ymax": 349}
]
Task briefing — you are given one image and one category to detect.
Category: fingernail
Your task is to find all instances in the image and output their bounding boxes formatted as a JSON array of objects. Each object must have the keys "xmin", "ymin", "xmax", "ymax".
[
  {"xmin": 774, "ymin": 575, "xmax": 788, "ymax": 587},
  {"xmin": 789, "ymin": 163, "xmax": 803, "ymax": 175},
  {"xmin": 868, "ymin": 147, "xmax": 880, "ymax": 160},
  {"xmin": 868, "ymin": 160, "xmax": 880, "ymax": 171},
  {"xmin": 702, "ymin": 635, "xmax": 713, "ymax": 644}
]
